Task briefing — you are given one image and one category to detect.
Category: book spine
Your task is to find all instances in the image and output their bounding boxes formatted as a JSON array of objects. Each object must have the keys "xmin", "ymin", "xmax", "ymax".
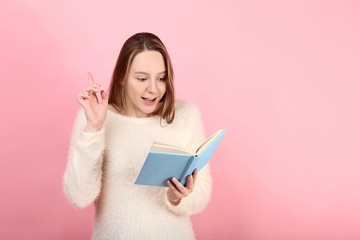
[{"xmin": 179, "ymin": 156, "xmax": 197, "ymax": 186}]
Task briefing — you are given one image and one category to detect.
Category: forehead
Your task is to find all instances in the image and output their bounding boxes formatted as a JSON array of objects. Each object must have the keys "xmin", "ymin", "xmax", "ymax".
[{"xmin": 130, "ymin": 50, "xmax": 165, "ymax": 74}]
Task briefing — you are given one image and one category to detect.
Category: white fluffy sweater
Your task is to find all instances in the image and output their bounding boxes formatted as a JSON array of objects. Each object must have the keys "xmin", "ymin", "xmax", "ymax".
[{"xmin": 63, "ymin": 101, "xmax": 212, "ymax": 240}]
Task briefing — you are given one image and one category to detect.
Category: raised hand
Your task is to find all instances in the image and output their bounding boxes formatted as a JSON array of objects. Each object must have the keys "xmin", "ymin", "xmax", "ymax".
[
  {"xmin": 166, "ymin": 169, "xmax": 198, "ymax": 205},
  {"xmin": 76, "ymin": 72, "xmax": 109, "ymax": 132}
]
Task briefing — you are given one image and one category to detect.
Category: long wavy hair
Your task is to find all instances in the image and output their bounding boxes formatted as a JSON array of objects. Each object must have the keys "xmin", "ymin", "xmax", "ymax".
[{"xmin": 108, "ymin": 32, "xmax": 175, "ymax": 124}]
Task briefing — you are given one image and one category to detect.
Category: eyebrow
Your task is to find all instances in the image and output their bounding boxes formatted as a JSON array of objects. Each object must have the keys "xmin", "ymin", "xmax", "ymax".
[{"xmin": 134, "ymin": 71, "xmax": 166, "ymax": 75}]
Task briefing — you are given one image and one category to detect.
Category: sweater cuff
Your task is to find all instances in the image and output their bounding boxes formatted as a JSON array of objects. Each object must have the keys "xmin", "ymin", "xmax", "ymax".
[
  {"xmin": 164, "ymin": 190, "xmax": 193, "ymax": 216},
  {"xmin": 78, "ymin": 127, "xmax": 105, "ymax": 145}
]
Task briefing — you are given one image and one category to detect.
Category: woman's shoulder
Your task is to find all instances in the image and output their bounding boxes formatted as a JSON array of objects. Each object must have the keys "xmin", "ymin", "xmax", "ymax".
[
  {"xmin": 174, "ymin": 100, "xmax": 202, "ymax": 123},
  {"xmin": 174, "ymin": 100, "xmax": 201, "ymax": 115}
]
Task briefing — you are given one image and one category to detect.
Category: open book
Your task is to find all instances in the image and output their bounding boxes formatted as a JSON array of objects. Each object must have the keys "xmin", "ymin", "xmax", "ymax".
[{"xmin": 135, "ymin": 129, "xmax": 226, "ymax": 187}]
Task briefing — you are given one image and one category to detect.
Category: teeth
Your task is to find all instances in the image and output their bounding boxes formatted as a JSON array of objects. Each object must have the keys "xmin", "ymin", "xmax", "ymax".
[{"xmin": 143, "ymin": 97, "xmax": 155, "ymax": 102}]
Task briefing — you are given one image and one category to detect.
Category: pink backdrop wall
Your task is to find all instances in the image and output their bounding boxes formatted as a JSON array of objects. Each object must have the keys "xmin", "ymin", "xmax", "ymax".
[{"xmin": 1, "ymin": 0, "xmax": 359, "ymax": 239}]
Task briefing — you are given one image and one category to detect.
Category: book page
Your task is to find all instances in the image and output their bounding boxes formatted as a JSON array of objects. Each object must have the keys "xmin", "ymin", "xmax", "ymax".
[
  {"xmin": 195, "ymin": 129, "xmax": 224, "ymax": 155},
  {"xmin": 151, "ymin": 142, "xmax": 192, "ymax": 155}
]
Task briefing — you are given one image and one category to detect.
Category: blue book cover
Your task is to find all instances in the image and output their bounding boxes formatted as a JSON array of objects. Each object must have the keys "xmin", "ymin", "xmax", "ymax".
[{"xmin": 135, "ymin": 129, "xmax": 227, "ymax": 187}]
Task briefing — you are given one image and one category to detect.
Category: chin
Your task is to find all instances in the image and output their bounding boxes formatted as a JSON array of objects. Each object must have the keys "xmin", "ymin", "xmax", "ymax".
[
  {"xmin": 136, "ymin": 98, "xmax": 162, "ymax": 117},
  {"xmin": 138, "ymin": 105, "xmax": 156, "ymax": 116}
]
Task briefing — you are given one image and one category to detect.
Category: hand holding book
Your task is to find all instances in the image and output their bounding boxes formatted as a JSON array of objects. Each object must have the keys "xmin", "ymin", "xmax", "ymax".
[{"xmin": 166, "ymin": 169, "xmax": 198, "ymax": 205}]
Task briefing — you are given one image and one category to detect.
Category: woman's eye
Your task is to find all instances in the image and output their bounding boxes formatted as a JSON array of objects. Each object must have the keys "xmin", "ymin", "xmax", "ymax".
[
  {"xmin": 137, "ymin": 78, "xmax": 147, "ymax": 82},
  {"xmin": 158, "ymin": 77, "xmax": 166, "ymax": 81}
]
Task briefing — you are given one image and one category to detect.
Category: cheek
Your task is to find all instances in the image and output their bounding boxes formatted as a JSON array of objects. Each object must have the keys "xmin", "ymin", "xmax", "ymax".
[
  {"xmin": 160, "ymin": 82, "xmax": 167, "ymax": 95},
  {"xmin": 128, "ymin": 81, "xmax": 145, "ymax": 96}
]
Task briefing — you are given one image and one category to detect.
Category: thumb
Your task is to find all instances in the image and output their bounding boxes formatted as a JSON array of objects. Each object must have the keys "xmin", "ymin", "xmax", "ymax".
[{"xmin": 101, "ymin": 90, "xmax": 109, "ymax": 103}]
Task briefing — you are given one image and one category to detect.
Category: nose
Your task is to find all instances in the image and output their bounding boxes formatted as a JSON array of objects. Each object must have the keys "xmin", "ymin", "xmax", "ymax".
[{"xmin": 147, "ymin": 78, "xmax": 158, "ymax": 94}]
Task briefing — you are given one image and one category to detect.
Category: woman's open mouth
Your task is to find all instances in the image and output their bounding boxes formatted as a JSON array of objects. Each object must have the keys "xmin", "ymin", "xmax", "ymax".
[{"xmin": 142, "ymin": 97, "xmax": 157, "ymax": 105}]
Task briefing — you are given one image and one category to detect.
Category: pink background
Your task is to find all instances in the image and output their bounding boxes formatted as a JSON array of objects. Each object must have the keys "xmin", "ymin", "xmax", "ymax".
[{"xmin": 1, "ymin": 0, "xmax": 359, "ymax": 239}]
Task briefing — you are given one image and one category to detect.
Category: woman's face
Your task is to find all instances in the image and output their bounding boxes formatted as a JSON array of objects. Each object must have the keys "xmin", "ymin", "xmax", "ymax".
[{"xmin": 124, "ymin": 50, "xmax": 167, "ymax": 118}]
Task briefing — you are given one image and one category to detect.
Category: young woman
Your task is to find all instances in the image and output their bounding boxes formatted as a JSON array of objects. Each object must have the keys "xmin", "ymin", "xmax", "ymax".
[{"xmin": 63, "ymin": 32, "xmax": 212, "ymax": 239}]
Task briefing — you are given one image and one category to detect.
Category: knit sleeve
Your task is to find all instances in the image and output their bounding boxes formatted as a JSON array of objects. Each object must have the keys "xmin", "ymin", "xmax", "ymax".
[
  {"xmin": 63, "ymin": 109, "xmax": 105, "ymax": 209},
  {"xmin": 164, "ymin": 105, "xmax": 212, "ymax": 216}
]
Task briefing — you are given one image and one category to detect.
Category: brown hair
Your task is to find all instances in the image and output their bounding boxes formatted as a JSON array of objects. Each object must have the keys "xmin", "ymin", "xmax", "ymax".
[{"xmin": 108, "ymin": 32, "xmax": 175, "ymax": 124}]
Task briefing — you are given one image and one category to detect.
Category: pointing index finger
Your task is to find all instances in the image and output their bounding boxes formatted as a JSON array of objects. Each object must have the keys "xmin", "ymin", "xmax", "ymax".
[{"xmin": 88, "ymin": 72, "xmax": 94, "ymax": 85}]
